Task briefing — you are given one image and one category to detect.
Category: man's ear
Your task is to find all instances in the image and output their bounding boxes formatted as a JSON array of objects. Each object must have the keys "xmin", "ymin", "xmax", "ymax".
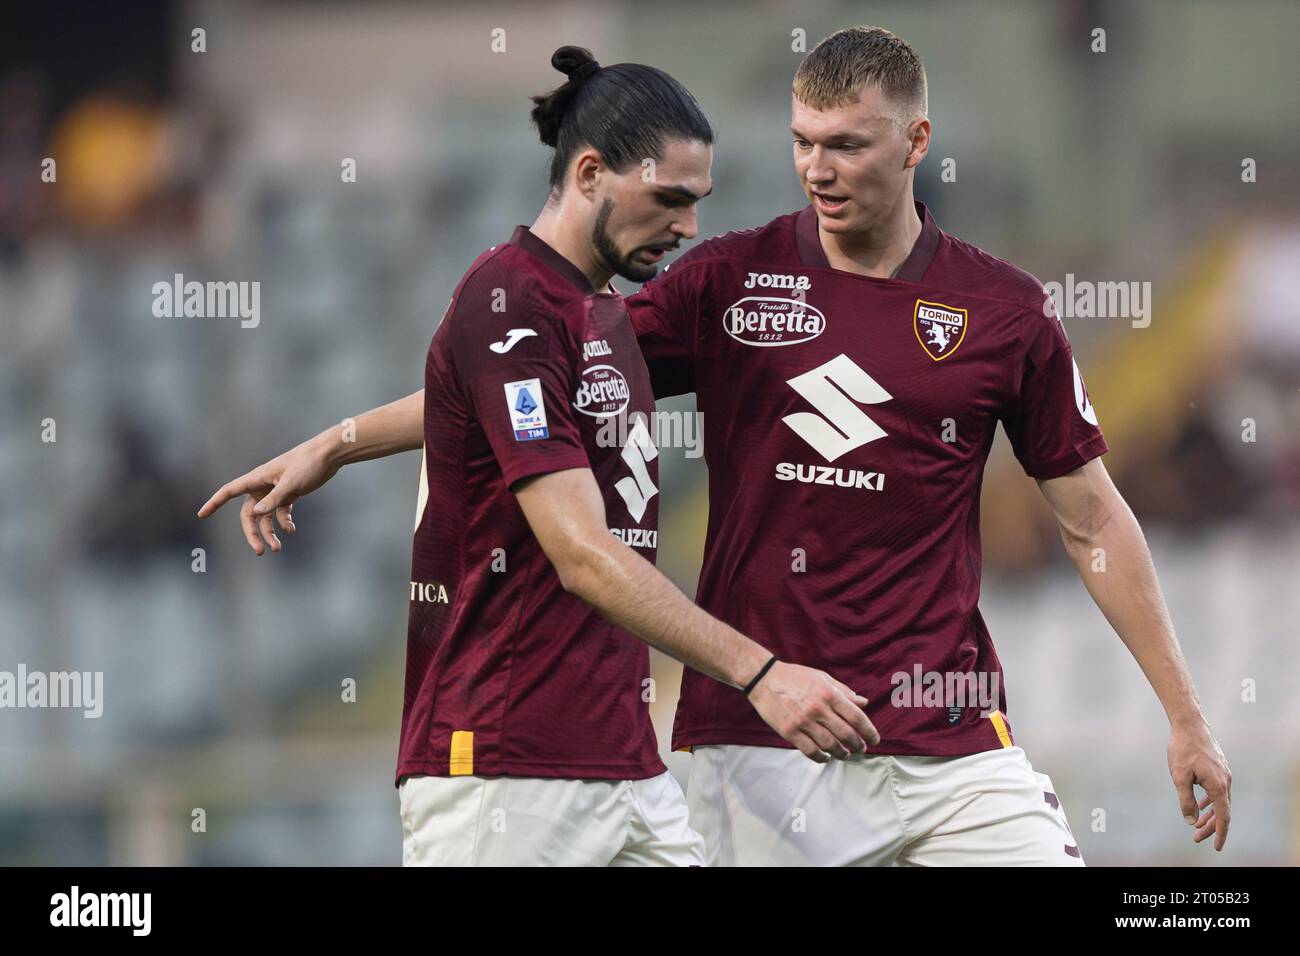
[
  {"xmin": 904, "ymin": 117, "xmax": 931, "ymax": 169},
  {"xmin": 572, "ymin": 148, "xmax": 604, "ymax": 202}
]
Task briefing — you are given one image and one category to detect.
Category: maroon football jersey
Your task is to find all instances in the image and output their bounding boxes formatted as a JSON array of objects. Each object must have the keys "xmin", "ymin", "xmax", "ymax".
[
  {"xmin": 398, "ymin": 226, "xmax": 665, "ymax": 782},
  {"xmin": 627, "ymin": 201, "xmax": 1108, "ymax": 756}
]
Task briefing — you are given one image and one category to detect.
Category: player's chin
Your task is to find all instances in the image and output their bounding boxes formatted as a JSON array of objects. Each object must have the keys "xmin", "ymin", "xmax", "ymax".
[
  {"xmin": 615, "ymin": 253, "xmax": 661, "ymax": 283},
  {"xmin": 814, "ymin": 205, "xmax": 860, "ymax": 232}
]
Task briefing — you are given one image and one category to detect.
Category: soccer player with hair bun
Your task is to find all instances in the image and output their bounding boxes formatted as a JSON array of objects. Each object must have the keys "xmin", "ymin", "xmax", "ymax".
[{"xmin": 202, "ymin": 44, "xmax": 877, "ymax": 867}]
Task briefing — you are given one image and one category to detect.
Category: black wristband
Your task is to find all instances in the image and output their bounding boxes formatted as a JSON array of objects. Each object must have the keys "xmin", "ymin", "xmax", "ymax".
[{"xmin": 743, "ymin": 655, "xmax": 779, "ymax": 696}]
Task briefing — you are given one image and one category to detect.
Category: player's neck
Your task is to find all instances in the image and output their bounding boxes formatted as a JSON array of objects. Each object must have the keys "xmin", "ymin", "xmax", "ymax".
[
  {"xmin": 817, "ymin": 193, "xmax": 922, "ymax": 280},
  {"xmin": 529, "ymin": 207, "xmax": 615, "ymax": 293}
]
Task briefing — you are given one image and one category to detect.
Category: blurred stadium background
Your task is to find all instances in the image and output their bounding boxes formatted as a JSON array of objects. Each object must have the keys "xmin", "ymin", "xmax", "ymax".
[{"xmin": 1, "ymin": 0, "xmax": 1297, "ymax": 865}]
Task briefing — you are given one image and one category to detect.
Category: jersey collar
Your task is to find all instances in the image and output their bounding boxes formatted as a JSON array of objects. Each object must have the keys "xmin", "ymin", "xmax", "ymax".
[
  {"xmin": 508, "ymin": 225, "xmax": 616, "ymax": 295},
  {"xmin": 794, "ymin": 199, "xmax": 941, "ymax": 283}
]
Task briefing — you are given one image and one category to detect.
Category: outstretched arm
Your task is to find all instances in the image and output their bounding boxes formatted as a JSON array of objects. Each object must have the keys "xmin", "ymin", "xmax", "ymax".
[
  {"xmin": 197, "ymin": 388, "xmax": 425, "ymax": 553},
  {"xmin": 1037, "ymin": 457, "xmax": 1232, "ymax": 851}
]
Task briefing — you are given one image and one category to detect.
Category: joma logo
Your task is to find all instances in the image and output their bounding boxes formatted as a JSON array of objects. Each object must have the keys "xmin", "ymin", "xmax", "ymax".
[{"xmin": 744, "ymin": 271, "xmax": 811, "ymax": 291}]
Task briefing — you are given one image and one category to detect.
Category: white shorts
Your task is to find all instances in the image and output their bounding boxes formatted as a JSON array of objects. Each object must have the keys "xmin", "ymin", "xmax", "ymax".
[
  {"xmin": 685, "ymin": 744, "xmax": 1084, "ymax": 867},
  {"xmin": 398, "ymin": 771, "xmax": 704, "ymax": 866}
]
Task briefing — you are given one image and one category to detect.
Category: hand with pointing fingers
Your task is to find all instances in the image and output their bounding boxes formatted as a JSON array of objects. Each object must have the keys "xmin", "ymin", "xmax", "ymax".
[{"xmin": 196, "ymin": 435, "xmax": 340, "ymax": 555}]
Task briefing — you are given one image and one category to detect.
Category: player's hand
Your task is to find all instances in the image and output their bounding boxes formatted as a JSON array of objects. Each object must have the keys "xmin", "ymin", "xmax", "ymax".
[
  {"xmin": 196, "ymin": 436, "xmax": 341, "ymax": 555},
  {"xmin": 747, "ymin": 662, "xmax": 880, "ymax": 763},
  {"xmin": 1168, "ymin": 718, "xmax": 1231, "ymax": 851}
]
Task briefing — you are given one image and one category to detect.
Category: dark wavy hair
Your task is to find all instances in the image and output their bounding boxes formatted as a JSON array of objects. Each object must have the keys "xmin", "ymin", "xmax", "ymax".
[{"xmin": 529, "ymin": 45, "xmax": 714, "ymax": 189}]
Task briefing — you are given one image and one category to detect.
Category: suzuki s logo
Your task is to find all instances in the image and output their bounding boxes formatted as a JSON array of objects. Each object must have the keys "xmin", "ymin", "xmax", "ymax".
[
  {"xmin": 782, "ymin": 354, "xmax": 891, "ymax": 461},
  {"xmin": 615, "ymin": 416, "xmax": 659, "ymax": 523}
]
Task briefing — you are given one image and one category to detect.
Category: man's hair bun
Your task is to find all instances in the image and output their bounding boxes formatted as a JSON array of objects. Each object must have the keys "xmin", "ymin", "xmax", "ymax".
[{"xmin": 530, "ymin": 46, "xmax": 600, "ymax": 148}]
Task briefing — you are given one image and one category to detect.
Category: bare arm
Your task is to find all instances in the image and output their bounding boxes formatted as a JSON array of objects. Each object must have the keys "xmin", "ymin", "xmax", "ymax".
[
  {"xmin": 515, "ymin": 466, "xmax": 880, "ymax": 762},
  {"xmin": 1037, "ymin": 458, "xmax": 1232, "ymax": 850},
  {"xmin": 322, "ymin": 388, "xmax": 425, "ymax": 468},
  {"xmin": 197, "ymin": 388, "xmax": 425, "ymax": 553}
]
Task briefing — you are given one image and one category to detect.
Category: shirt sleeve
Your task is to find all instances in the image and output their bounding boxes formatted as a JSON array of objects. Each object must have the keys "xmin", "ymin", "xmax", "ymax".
[
  {"xmin": 448, "ymin": 275, "xmax": 591, "ymax": 491},
  {"xmin": 624, "ymin": 257, "xmax": 705, "ymax": 399},
  {"xmin": 999, "ymin": 300, "xmax": 1109, "ymax": 479}
]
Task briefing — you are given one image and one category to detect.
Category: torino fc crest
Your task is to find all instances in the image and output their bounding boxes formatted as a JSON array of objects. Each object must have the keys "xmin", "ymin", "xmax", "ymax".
[{"xmin": 913, "ymin": 299, "xmax": 968, "ymax": 361}]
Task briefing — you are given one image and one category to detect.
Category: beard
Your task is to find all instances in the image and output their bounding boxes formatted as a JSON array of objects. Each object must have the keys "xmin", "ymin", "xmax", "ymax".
[{"xmin": 592, "ymin": 198, "xmax": 663, "ymax": 283}]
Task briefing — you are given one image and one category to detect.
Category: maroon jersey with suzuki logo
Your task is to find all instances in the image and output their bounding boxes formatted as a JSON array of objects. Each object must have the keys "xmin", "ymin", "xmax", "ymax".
[
  {"xmin": 399, "ymin": 225, "xmax": 664, "ymax": 783},
  {"xmin": 627, "ymin": 201, "xmax": 1108, "ymax": 756}
]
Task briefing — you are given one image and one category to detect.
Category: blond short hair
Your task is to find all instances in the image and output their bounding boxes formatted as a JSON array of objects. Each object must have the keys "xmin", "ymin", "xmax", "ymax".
[{"xmin": 793, "ymin": 26, "xmax": 928, "ymax": 127}]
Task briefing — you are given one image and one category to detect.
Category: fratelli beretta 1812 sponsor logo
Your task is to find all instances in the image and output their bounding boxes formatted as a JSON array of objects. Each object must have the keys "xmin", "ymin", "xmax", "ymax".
[
  {"xmin": 573, "ymin": 365, "xmax": 631, "ymax": 418},
  {"xmin": 724, "ymin": 290, "xmax": 825, "ymax": 347}
]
